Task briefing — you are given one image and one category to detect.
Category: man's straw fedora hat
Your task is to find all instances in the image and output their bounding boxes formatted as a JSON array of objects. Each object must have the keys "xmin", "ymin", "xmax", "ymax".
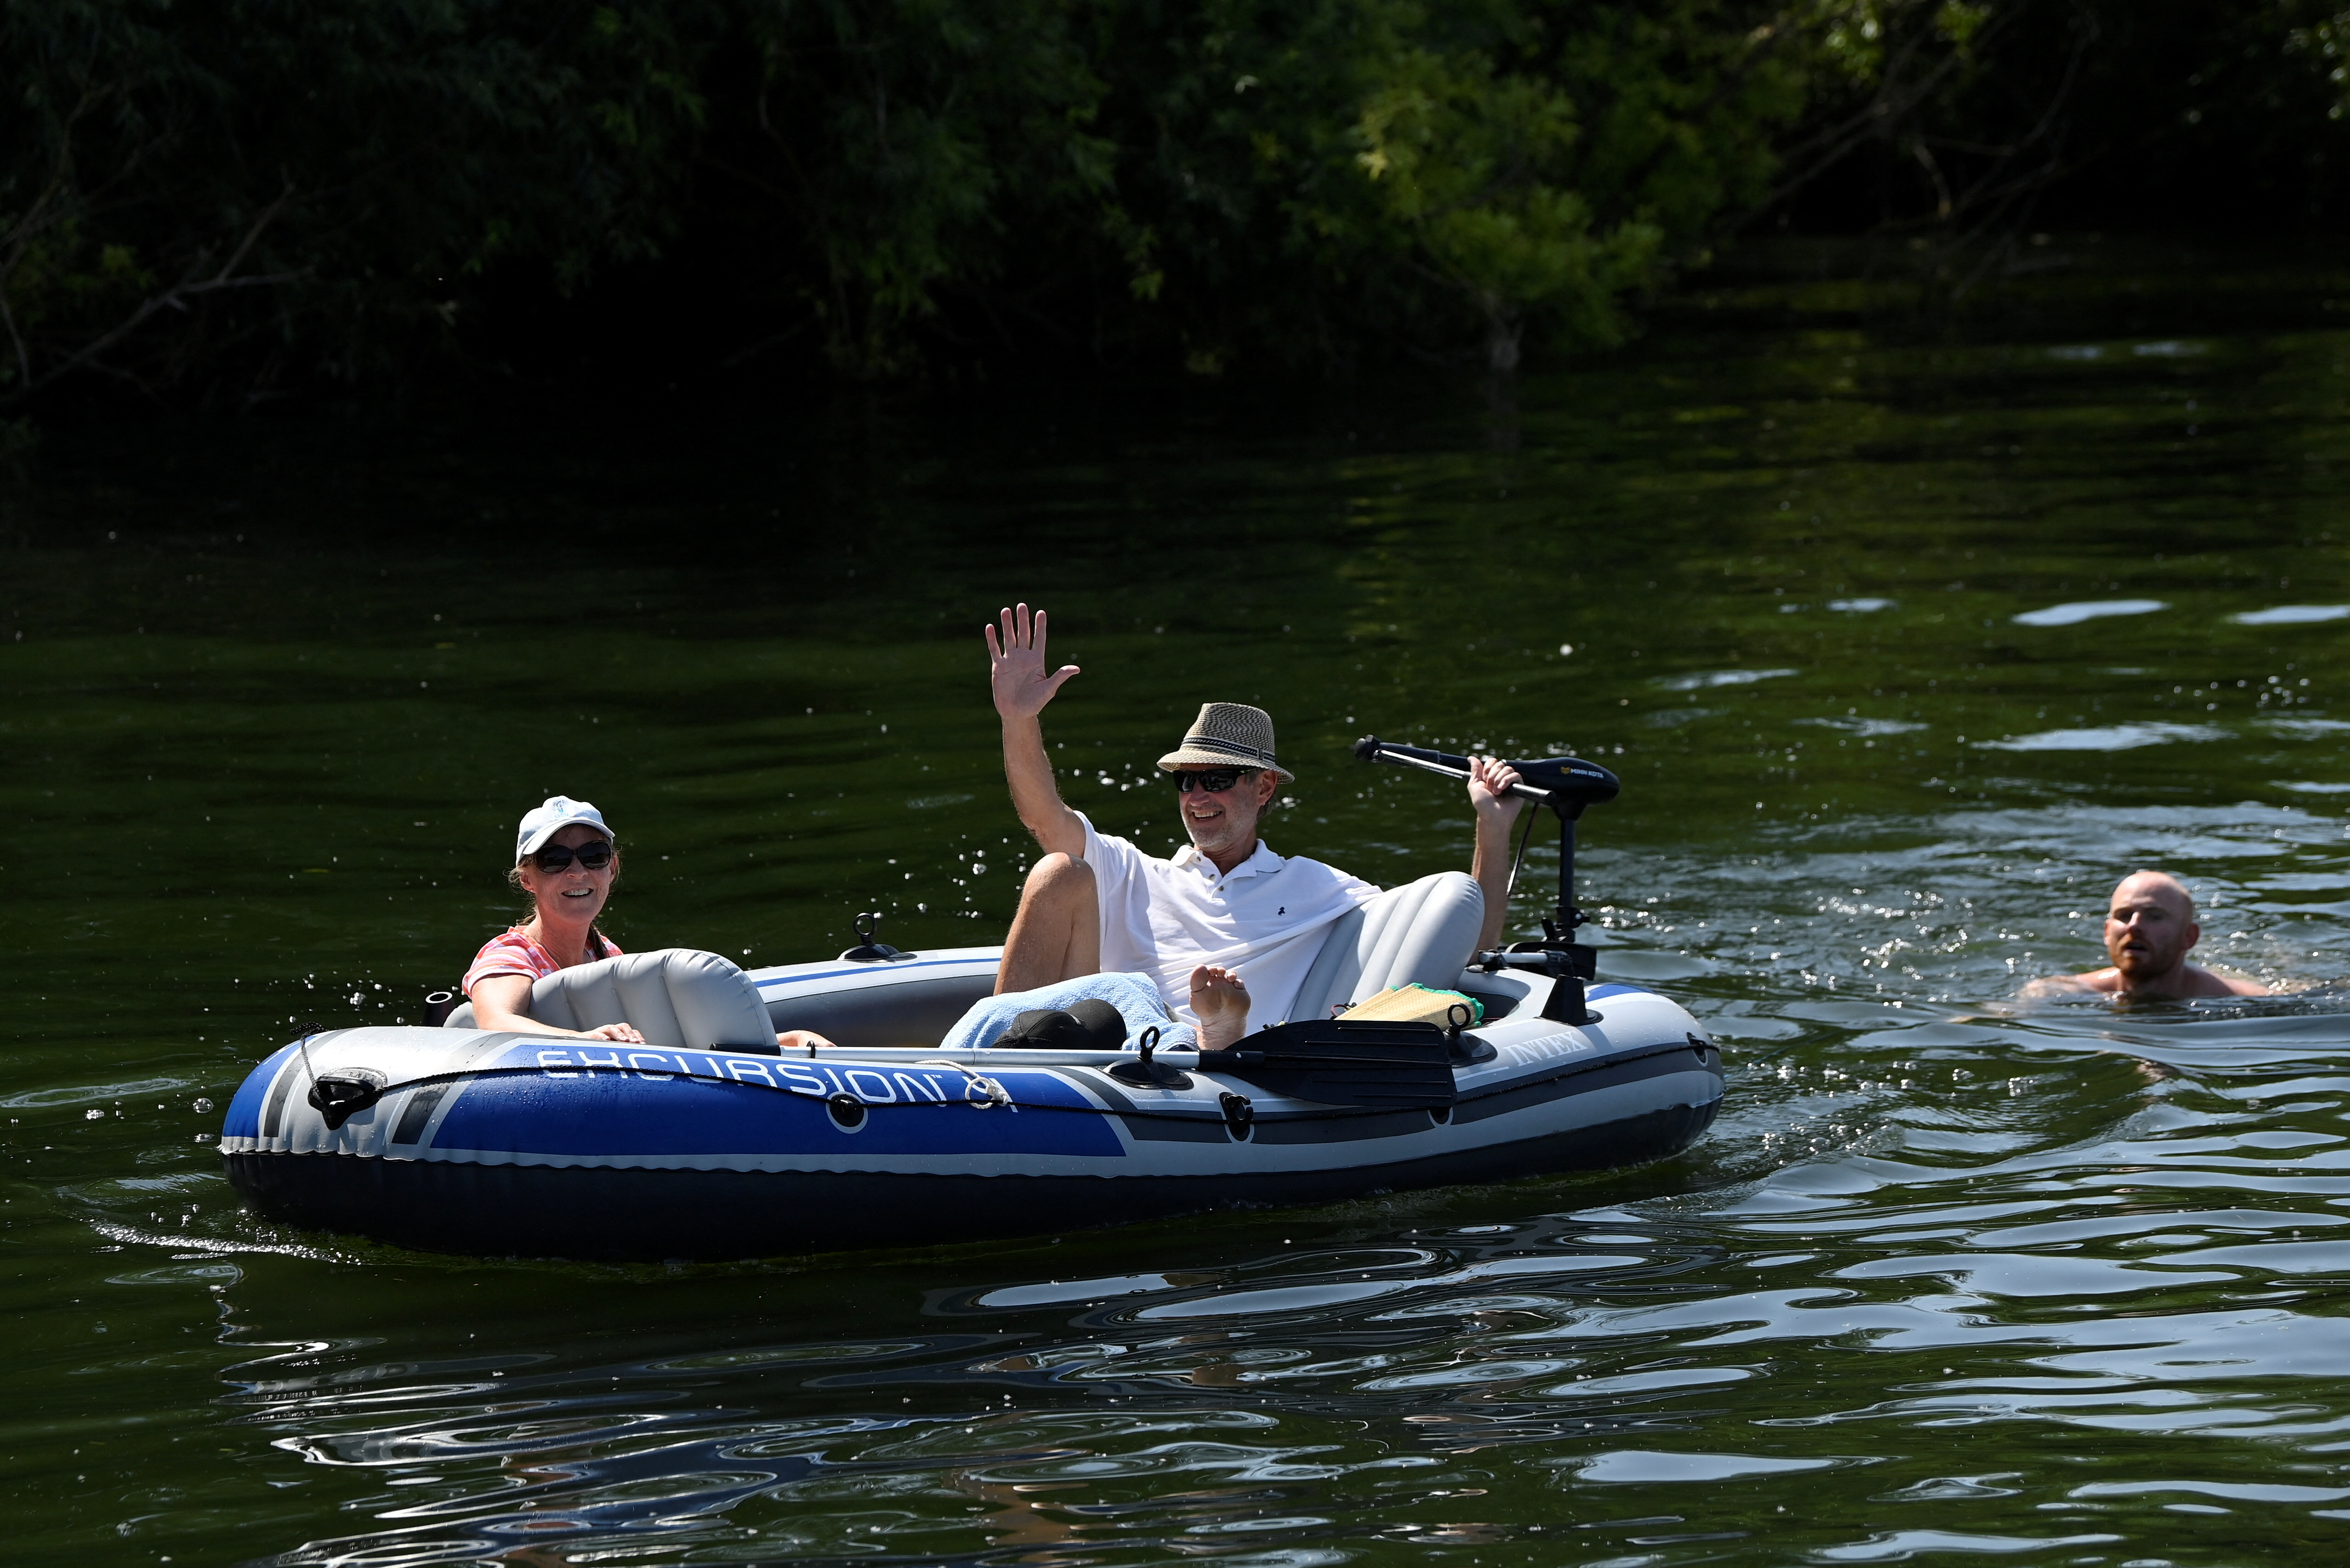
[{"xmin": 1157, "ymin": 702, "xmax": 1294, "ymax": 782}]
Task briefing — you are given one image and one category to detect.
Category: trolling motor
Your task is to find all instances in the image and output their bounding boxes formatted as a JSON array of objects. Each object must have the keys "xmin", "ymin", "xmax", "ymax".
[{"xmin": 1353, "ymin": 736, "xmax": 1621, "ymax": 1025}]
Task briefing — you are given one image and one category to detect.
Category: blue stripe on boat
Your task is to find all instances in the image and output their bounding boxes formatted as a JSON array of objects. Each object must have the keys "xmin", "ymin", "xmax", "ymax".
[
  {"xmin": 755, "ymin": 956, "xmax": 993, "ymax": 989},
  {"xmin": 223, "ymin": 1044, "xmax": 297, "ymax": 1140}
]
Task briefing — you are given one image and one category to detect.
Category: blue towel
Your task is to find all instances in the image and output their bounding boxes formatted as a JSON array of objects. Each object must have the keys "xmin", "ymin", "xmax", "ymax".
[{"xmin": 941, "ymin": 972, "xmax": 1192, "ymax": 1053}]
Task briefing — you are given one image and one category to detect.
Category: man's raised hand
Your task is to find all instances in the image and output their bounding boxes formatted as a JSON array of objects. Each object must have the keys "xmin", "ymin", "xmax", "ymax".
[
  {"xmin": 987, "ymin": 603, "xmax": 1080, "ymax": 719},
  {"xmin": 987, "ymin": 601, "xmax": 1086, "ymax": 857}
]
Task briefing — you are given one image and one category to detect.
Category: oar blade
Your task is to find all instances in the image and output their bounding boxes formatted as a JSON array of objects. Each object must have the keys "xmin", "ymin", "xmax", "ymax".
[{"xmin": 1197, "ymin": 1019, "xmax": 1457, "ymax": 1109}]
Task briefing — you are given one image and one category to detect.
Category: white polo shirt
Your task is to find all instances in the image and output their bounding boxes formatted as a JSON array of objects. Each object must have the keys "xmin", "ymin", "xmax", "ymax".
[{"xmin": 1079, "ymin": 812, "xmax": 1381, "ymax": 1027}]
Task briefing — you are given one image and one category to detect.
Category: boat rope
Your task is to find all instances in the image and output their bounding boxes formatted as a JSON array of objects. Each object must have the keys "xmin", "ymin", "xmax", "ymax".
[
  {"xmin": 291, "ymin": 1019, "xmax": 325, "ymax": 1087},
  {"xmin": 912, "ymin": 1059, "xmax": 1012, "ymax": 1107},
  {"xmin": 274, "ymin": 1033, "xmax": 1713, "ymax": 1133},
  {"xmin": 1501, "ymin": 795, "xmax": 1540, "ymax": 907},
  {"xmin": 285, "ymin": 1061, "xmax": 1436, "ymax": 1126},
  {"xmin": 287, "ymin": 1060, "xmax": 1131, "ymax": 1124}
]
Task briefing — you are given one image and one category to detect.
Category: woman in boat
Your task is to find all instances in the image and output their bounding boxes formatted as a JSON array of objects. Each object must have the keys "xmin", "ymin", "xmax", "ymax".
[
  {"xmin": 462, "ymin": 796, "xmax": 645, "ymax": 1042},
  {"xmin": 463, "ymin": 796, "xmax": 834, "ymax": 1050}
]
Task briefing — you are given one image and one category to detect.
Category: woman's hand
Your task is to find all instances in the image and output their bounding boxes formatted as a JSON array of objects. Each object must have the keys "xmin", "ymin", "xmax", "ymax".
[
  {"xmin": 778, "ymin": 1029, "xmax": 837, "ymax": 1052},
  {"xmin": 468, "ymin": 976, "xmax": 648, "ymax": 1042}
]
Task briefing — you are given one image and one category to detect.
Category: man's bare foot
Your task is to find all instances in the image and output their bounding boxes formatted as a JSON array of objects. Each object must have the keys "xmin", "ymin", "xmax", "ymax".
[{"xmin": 1191, "ymin": 964, "xmax": 1249, "ymax": 1051}]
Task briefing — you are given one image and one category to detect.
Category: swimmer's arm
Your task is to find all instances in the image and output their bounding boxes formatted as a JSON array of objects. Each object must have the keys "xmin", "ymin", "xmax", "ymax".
[
  {"xmin": 469, "ymin": 973, "xmax": 646, "ymax": 1043},
  {"xmin": 2216, "ymin": 971, "xmax": 2272, "ymax": 997},
  {"xmin": 2017, "ymin": 972, "xmax": 2104, "ymax": 1000}
]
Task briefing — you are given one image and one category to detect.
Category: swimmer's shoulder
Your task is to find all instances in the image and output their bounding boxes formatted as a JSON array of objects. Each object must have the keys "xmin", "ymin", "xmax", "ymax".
[{"xmin": 2190, "ymin": 964, "xmax": 2271, "ymax": 998}]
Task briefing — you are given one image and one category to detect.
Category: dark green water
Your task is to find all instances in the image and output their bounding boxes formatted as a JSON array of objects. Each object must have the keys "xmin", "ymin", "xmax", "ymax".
[{"xmin": 12, "ymin": 246, "xmax": 2350, "ymax": 1565}]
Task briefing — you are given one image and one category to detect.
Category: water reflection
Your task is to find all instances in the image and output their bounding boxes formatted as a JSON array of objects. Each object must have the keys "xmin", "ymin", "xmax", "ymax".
[
  {"xmin": 15, "ymin": 257, "xmax": 2350, "ymax": 1564},
  {"xmin": 2011, "ymin": 600, "xmax": 2170, "ymax": 628},
  {"xmin": 183, "ymin": 1003, "xmax": 2350, "ymax": 1562},
  {"xmin": 180, "ymin": 831, "xmax": 2350, "ymax": 1566}
]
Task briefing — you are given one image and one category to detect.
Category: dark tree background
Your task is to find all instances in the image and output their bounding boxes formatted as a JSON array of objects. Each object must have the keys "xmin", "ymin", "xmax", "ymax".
[{"xmin": 4, "ymin": 0, "xmax": 2346, "ymax": 411}]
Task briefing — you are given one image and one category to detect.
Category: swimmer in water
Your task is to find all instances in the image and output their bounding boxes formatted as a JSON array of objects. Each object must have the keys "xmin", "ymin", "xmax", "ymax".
[{"xmin": 2020, "ymin": 869, "xmax": 2270, "ymax": 1001}]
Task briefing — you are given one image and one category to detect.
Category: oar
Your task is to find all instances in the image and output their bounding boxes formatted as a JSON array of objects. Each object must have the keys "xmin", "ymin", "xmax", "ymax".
[{"xmin": 1196, "ymin": 1019, "xmax": 1457, "ymax": 1109}]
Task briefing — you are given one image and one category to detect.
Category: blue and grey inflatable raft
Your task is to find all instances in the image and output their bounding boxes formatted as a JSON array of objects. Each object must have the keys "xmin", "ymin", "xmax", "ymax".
[
  {"xmin": 219, "ymin": 747, "xmax": 1724, "ymax": 1259},
  {"xmin": 219, "ymin": 929, "xmax": 1720, "ymax": 1259}
]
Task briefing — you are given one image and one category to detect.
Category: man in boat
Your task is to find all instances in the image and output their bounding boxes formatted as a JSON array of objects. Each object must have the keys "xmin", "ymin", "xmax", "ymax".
[
  {"xmin": 2021, "ymin": 869, "xmax": 2269, "ymax": 1001},
  {"xmin": 984, "ymin": 602, "xmax": 1526, "ymax": 1042}
]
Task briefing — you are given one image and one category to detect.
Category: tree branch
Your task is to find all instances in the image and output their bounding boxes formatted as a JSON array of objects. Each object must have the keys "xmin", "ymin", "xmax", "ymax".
[
  {"xmin": 0, "ymin": 288, "xmax": 31, "ymax": 393},
  {"xmin": 12, "ymin": 184, "xmax": 304, "ymax": 400}
]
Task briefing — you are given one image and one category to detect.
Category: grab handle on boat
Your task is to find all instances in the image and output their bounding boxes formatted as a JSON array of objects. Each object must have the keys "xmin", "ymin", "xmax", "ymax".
[
  {"xmin": 838, "ymin": 912, "xmax": 906, "ymax": 963},
  {"xmin": 1108, "ymin": 1026, "xmax": 1192, "ymax": 1090},
  {"xmin": 308, "ymin": 1074, "xmax": 384, "ymax": 1131}
]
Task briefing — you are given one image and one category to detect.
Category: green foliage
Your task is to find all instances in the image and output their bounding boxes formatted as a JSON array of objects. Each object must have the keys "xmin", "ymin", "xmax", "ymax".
[
  {"xmin": 10, "ymin": 0, "xmax": 2350, "ymax": 401},
  {"xmin": 1, "ymin": 0, "xmax": 706, "ymax": 402},
  {"xmin": 2275, "ymin": 1, "xmax": 2350, "ymax": 122},
  {"xmin": 5, "ymin": 0, "xmax": 1866, "ymax": 393},
  {"xmin": 720, "ymin": 0, "xmax": 1113, "ymax": 377},
  {"xmin": 1076, "ymin": 0, "xmax": 1831, "ymax": 372},
  {"xmin": 1786, "ymin": 0, "xmax": 2350, "ymax": 267}
]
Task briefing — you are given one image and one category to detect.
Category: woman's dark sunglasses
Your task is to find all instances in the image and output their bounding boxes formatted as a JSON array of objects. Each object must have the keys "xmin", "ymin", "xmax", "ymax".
[
  {"xmin": 1172, "ymin": 768, "xmax": 1257, "ymax": 794},
  {"xmin": 529, "ymin": 840, "xmax": 615, "ymax": 873}
]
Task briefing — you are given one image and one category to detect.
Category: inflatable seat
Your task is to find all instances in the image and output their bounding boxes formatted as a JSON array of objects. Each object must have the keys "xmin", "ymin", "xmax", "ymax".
[
  {"xmin": 442, "ymin": 948, "xmax": 776, "ymax": 1051},
  {"xmin": 1286, "ymin": 871, "xmax": 1485, "ymax": 1024},
  {"xmin": 767, "ymin": 973, "xmax": 997, "ymax": 1050}
]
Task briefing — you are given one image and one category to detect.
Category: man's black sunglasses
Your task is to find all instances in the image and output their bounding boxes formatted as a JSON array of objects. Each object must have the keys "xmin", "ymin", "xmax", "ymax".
[
  {"xmin": 529, "ymin": 840, "xmax": 615, "ymax": 873},
  {"xmin": 1172, "ymin": 768, "xmax": 1258, "ymax": 794}
]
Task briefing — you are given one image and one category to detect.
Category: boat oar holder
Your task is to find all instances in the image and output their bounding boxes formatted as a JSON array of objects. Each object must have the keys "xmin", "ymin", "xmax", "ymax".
[
  {"xmin": 839, "ymin": 912, "xmax": 907, "ymax": 963},
  {"xmin": 308, "ymin": 1070, "xmax": 386, "ymax": 1131},
  {"xmin": 1108, "ymin": 1026, "xmax": 1192, "ymax": 1089},
  {"xmin": 1353, "ymin": 736, "xmax": 1622, "ymax": 1026}
]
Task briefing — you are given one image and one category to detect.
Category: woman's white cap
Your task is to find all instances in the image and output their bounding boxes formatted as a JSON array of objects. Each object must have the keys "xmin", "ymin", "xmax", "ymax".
[{"xmin": 516, "ymin": 795, "xmax": 615, "ymax": 859}]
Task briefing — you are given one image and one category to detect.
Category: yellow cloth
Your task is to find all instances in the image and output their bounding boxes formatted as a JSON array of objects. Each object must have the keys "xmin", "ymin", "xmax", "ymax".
[{"xmin": 1337, "ymin": 983, "xmax": 1483, "ymax": 1027}]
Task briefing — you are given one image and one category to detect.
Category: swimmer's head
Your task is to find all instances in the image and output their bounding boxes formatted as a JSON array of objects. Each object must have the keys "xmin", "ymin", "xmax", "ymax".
[{"xmin": 2103, "ymin": 869, "xmax": 2199, "ymax": 980}]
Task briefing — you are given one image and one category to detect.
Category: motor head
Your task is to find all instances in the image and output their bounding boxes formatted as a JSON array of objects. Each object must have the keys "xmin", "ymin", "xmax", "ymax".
[{"xmin": 1508, "ymin": 756, "xmax": 1620, "ymax": 812}]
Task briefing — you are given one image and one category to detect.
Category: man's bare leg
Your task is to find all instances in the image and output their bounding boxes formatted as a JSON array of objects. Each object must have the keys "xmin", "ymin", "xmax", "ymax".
[
  {"xmin": 996, "ymin": 853, "xmax": 1101, "ymax": 994},
  {"xmin": 1191, "ymin": 964, "xmax": 1249, "ymax": 1051}
]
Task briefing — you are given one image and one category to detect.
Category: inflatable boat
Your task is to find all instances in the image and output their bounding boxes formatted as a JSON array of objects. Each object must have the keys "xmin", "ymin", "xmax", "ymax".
[{"xmin": 219, "ymin": 742, "xmax": 1724, "ymax": 1259}]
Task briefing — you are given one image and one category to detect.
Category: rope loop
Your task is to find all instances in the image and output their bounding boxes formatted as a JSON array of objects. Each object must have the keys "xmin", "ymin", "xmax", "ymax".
[{"xmin": 915, "ymin": 1059, "xmax": 1011, "ymax": 1108}]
